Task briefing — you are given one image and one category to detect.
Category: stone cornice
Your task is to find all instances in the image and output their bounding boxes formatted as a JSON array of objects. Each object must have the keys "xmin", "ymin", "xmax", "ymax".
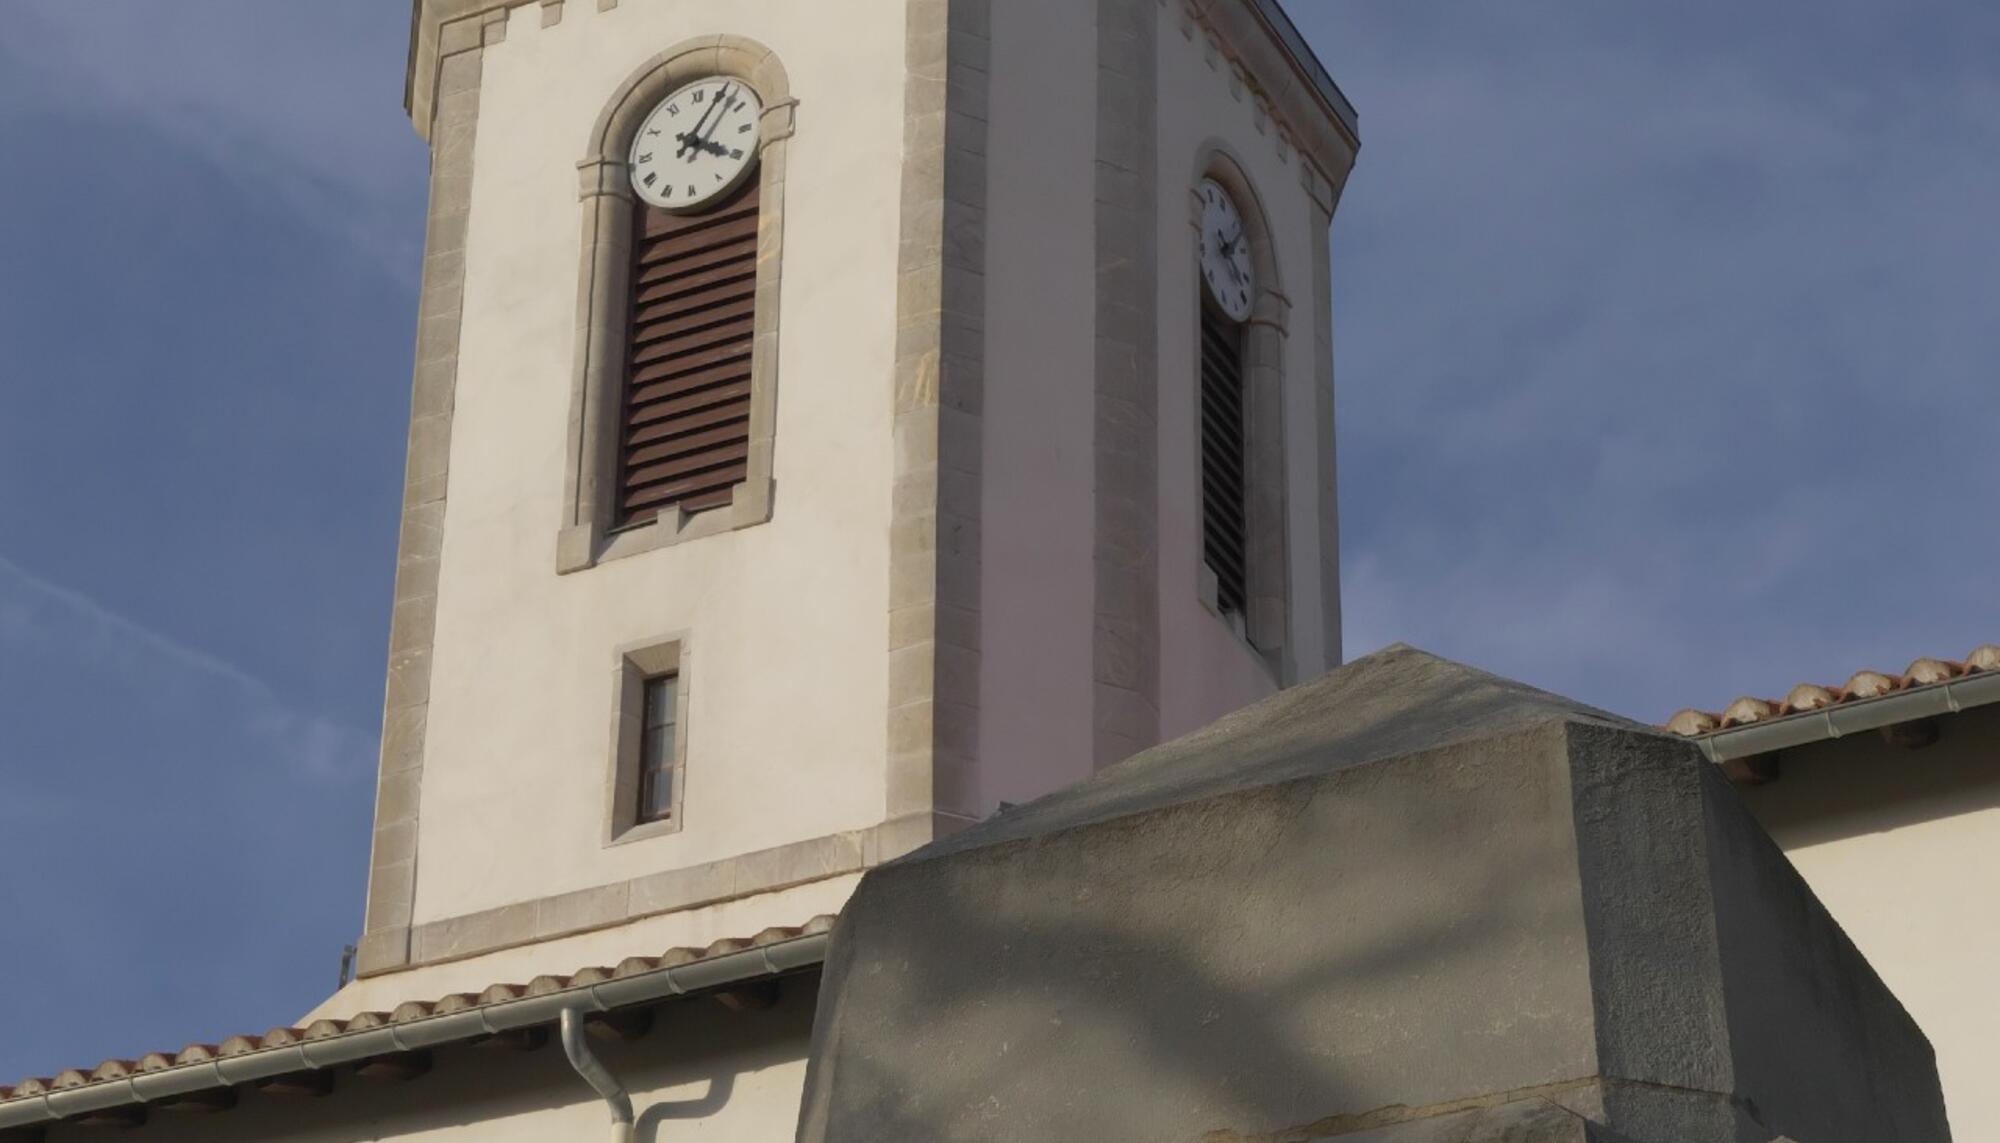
[
  {"xmin": 404, "ymin": 0, "xmax": 1362, "ymax": 161},
  {"xmin": 1176, "ymin": 0, "xmax": 1361, "ymax": 190}
]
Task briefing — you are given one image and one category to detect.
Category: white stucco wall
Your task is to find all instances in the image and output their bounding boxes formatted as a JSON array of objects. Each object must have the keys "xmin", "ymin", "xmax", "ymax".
[
  {"xmin": 1739, "ymin": 705, "xmax": 2000, "ymax": 1142},
  {"xmin": 975, "ymin": 0, "xmax": 1099, "ymax": 811},
  {"xmin": 415, "ymin": 0, "xmax": 906, "ymax": 923},
  {"xmin": 1153, "ymin": 22, "xmax": 1338, "ymax": 744}
]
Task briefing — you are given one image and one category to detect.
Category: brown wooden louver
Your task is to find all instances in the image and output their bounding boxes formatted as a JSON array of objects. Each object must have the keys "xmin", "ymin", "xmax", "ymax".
[
  {"xmin": 617, "ymin": 176, "xmax": 761, "ymax": 528},
  {"xmin": 1199, "ymin": 304, "xmax": 1249, "ymax": 617}
]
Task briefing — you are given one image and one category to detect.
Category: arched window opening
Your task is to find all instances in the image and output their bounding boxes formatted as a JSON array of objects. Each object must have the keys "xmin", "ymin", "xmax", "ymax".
[
  {"xmin": 1191, "ymin": 156, "xmax": 1290, "ymax": 677},
  {"xmin": 558, "ymin": 37, "xmax": 794, "ymax": 573}
]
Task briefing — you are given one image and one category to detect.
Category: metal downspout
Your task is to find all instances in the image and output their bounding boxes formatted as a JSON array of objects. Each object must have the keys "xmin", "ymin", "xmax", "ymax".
[{"xmin": 560, "ymin": 1007, "xmax": 636, "ymax": 1143}]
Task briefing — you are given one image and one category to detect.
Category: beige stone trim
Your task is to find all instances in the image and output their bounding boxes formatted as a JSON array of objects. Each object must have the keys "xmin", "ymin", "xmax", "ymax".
[
  {"xmin": 1311, "ymin": 198, "xmax": 1342, "ymax": 670},
  {"xmin": 375, "ymin": 816, "xmax": 946, "ymax": 973},
  {"xmin": 1189, "ymin": 142, "xmax": 1292, "ymax": 683},
  {"xmin": 603, "ymin": 634, "xmax": 692, "ymax": 845},
  {"xmin": 556, "ymin": 36, "xmax": 795, "ymax": 573},
  {"xmin": 1093, "ymin": 0, "xmax": 1162, "ymax": 769},
  {"xmin": 406, "ymin": 1, "xmax": 512, "ymax": 139},
  {"xmin": 358, "ymin": 35, "xmax": 488, "ymax": 978},
  {"xmin": 885, "ymin": 0, "xmax": 989, "ymax": 826}
]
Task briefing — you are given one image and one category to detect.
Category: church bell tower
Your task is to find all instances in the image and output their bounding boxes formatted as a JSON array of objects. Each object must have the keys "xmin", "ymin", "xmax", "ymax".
[{"xmin": 337, "ymin": 0, "xmax": 1358, "ymax": 1005}]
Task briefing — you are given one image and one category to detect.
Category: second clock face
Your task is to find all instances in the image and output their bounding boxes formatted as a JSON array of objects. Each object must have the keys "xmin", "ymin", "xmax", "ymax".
[
  {"xmin": 1197, "ymin": 178, "xmax": 1255, "ymax": 322},
  {"xmin": 629, "ymin": 77, "xmax": 765, "ymax": 212}
]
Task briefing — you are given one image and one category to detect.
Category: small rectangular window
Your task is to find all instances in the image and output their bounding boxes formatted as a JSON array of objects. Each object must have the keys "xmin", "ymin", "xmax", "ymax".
[
  {"xmin": 638, "ymin": 673, "xmax": 679, "ymax": 823},
  {"xmin": 606, "ymin": 638, "xmax": 688, "ymax": 845}
]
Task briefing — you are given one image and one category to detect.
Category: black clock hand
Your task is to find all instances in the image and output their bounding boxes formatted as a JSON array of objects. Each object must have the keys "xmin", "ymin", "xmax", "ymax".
[
  {"xmin": 1213, "ymin": 230, "xmax": 1244, "ymax": 283},
  {"xmin": 678, "ymin": 87, "xmax": 728, "ymax": 159},
  {"xmin": 673, "ymin": 133, "xmax": 728, "ymax": 157},
  {"xmin": 1221, "ymin": 229, "xmax": 1251, "ymax": 285},
  {"xmin": 682, "ymin": 84, "xmax": 736, "ymax": 162},
  {"xmin": 696, "ymin": 84, "xmax": 737, "ymax": 155}
]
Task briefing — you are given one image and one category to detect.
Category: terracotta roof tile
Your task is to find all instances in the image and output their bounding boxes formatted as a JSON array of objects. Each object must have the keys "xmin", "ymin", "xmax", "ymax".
[
  {"xmin": 1841, "ymin": 670, "xmax": 1898, "ymax": 700},
  {"xmin": 523, "ymin": 975, "xmax": 570, "ymax": 997},
  {"xmin": 86, "ymin": 1061, "xmax": 134, "ymax": 1084},
  {"xmin": 614, "ymin": 955, "xmax": 660, "ymax": 978},
  {"xmin": 477, "ymin": 983, "xmax": 523, "ymax": 1006},
  {"xmin": 389, "ymin": 1000, "xmax": 433, "ymax": 1023},
  {"xmin": 0, "ymin": 914, "xmax": 837, "ymax": 1112},
  {"xmin": 1719, "ymin": 696, "xmax": 1777, "ymax": 728},
  {"xmin": 1904, "ymin": 657, "xmax": 1960, "ymax": 686},
  {"xmin": 1667, "ymin": 645, "xmax": 2000, "ymax": 737},
  {"xmin": 429, "ymin": 993, "xmax": 479, "ymax": 1016}
]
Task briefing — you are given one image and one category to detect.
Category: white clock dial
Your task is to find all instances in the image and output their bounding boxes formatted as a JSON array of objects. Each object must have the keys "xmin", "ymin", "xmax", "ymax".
[
  {"xmin": 1197, "ymin": 178, "xmax": 1255, "ymax": 322},
  {"xmin": 629, "ymin": 77, "xmax": 764, "ymax": 211}
]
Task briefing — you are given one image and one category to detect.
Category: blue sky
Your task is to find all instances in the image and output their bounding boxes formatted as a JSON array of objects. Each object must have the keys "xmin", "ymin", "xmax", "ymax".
[{"xmin": 2, "ymin": 0, "xmax": 1996, "ymax": 1082}]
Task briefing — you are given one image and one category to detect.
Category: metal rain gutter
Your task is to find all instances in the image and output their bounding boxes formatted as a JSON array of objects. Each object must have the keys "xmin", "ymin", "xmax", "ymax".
[
  {"xmin": 0, "ymin": 930, "xmax": 828, "ymax": 1132},
  {"xmin": 560, "ymin": 1008, "xmax": 634, "ymax": 1143},
  {"xmin": 1694, "ymin": 670, "xmax": 2000, "ymax": 764}
]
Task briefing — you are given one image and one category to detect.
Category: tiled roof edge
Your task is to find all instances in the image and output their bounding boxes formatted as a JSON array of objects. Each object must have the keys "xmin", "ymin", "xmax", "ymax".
[
  {"xmin": 0, "ymin": 917, "xmax": 834, "ymax": 1132},
  {"xmin": 1664, "ymin": 645, "xmax": 2000, "ymax": 766}
]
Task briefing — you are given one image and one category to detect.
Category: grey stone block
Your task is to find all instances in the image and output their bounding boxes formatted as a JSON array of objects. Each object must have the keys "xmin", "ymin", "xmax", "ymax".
[
  {"xmin": 797, "ymin": 646, "xmax": 1950, "ymax": 1143},
  {"xmin": 1259, "ymin": 1095, "xmax": 1642, "ymax": 1143},
  {"xmin": 412, "ymin": 901, "xmax": 537, "ymax": 963},
  {"xmin": 352, "ymin": 925, "xmax": 410, "ymax": 978}
]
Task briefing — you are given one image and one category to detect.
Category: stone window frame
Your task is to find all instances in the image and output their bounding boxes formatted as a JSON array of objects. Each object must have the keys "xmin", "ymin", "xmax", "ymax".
[
  {"xmin": 1188, "ymin": 143, "xmax": 1292, "ymax": 681},
  {"xmin": 604, "ymin": 633, "xmax": 693, "ymax": 846},
  {"xmin": 557, "ymin": 36, "xmax": 796, "ymax": 574}
]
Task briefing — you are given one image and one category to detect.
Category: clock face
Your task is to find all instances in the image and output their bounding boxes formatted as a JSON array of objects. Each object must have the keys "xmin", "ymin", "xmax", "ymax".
[
  {"xmin": 628, "ymin": 77, "xmax": 764, "ymax": 212},
  {"xmin": 1197, "ymin": 178, "xmax": 1255, "ymax": 322}
]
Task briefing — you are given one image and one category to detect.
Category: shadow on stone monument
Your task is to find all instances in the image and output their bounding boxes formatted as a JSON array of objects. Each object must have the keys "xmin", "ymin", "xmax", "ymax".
[{"xmin": 796, "ymin": 646, "xmax": 1949, "ymax": 1142}]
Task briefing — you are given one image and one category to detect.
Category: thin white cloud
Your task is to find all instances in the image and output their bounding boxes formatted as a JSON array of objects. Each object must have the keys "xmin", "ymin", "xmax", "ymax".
[
  {"xmin": 0, "ymin": 553, "xmax": 374, "ymax": 783},
  {"xmin": 4, "ymin": 1, "xmax": 427, "ymax": 284}
]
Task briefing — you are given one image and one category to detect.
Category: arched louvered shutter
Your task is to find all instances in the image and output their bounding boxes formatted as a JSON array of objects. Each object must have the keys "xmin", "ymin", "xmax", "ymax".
[
  {"xmin": 617, "ymin": 177, "xmax": 761, "ymax": 528},
  {"xmin": 1199, "ymin": 305, "xmax": 1249, "ymax": 617}
]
